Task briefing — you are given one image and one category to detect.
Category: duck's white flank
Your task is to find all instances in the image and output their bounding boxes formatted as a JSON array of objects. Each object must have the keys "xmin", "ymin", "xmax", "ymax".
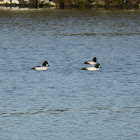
[
  {"xmin": 85, "ymin": 61, "xmax": 97, "ymax": 65},
  {"xmin": 83, "ymin": 67, "xmax": 99, "ymax": 71},
  {"xmin": 33, "ymin": 66, "xmax": 48, "ymax": 70}
]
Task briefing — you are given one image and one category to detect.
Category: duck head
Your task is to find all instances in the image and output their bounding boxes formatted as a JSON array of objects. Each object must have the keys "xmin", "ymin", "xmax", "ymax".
[
  {"xmin": 95, "ymin": 63, "xmax": 101, "ymax": 68},
  {"xmin": 42, "ymin": 61, "xmax": 50, "ymax": 66},
  {"xmin": 93, "ymin": 57, "xmax": 97, "ymax": 62}
]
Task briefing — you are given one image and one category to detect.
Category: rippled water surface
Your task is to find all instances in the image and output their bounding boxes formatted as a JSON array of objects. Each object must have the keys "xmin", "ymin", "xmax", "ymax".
[{"xmin": 0, "ymin": 7, "xmax": 140, "ymax": 140}]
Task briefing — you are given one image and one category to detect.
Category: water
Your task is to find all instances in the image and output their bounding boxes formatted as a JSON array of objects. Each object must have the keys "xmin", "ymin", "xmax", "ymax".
[{"xmin": 0, "ymin": 7, "xmax": 140, "ymax": 140}]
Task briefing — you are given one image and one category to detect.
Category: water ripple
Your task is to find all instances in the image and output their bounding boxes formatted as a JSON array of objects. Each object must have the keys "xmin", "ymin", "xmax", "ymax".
[
  {"xmin": 0, "ymin": 108, "xmax": 69, "ymax": 118},
  {"xmin": 68, "ymin": 32, "xmax": 140, "ymax": 37}
]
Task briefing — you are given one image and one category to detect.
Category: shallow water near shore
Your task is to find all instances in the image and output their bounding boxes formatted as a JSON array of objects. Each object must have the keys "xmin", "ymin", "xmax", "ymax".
[{"xmin": 0, "ymin": 7, "xmax": 140, "ymax": 140}]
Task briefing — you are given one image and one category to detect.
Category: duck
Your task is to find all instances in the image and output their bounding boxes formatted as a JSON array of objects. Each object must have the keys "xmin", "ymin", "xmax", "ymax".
[
  {"xmin": 82, "ymin": 63, "xmax": 101, "ymax": 71},
  {"xmin": 31, "ymin": 61, "xmax": 50, "ymax": 70},
  {"xmin": 84, "ymin": 57, "xmax": 97, "ymax": 65}
]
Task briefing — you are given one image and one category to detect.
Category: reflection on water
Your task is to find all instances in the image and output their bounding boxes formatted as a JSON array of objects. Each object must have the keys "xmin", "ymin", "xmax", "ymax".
[
  {"xmin": 0, "ymin": 7, "xmax": 140, "ymax": 140},
  {"xmin": 1, "ymin": 105, "xmax": 139, "ymax": 118}
]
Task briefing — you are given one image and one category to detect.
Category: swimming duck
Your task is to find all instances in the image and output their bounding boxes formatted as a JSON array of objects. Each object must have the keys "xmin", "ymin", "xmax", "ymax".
[
  {"xmin": 31, "ymin": 61, "xmax": 50, "ymax": 70},
  {"xmin": 84, "ymin": 57, "xmax": 97, "ymax": 65},
  {"xmin": 82, "ymin": 63, "xmax": 101, "ymax": 71}
]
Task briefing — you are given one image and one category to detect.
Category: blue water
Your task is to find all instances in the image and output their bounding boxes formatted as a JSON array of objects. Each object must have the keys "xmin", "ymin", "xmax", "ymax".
[{"xmin": 0, "ymin": 7, "xmax": 140, "ymax": 140}]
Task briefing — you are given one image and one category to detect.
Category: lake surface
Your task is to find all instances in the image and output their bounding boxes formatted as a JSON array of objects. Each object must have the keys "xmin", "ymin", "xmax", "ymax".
[{"xmin": 0, "ymin": 7, "xmax": 140, "ymax": 140}]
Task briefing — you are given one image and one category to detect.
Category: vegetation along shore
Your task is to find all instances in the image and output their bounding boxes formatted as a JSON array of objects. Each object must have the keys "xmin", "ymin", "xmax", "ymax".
[{"xmin": 0, "ymin": 0, "xmax": 139, "ymax": 9}]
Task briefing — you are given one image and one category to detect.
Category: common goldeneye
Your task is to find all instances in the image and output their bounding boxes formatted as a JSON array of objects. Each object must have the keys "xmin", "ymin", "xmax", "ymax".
[
  {"xmin": 84, "ymin": 57, "xmax": 97, "ymax": 65},
  {"xmin": 82, "ymin": 63, "xmax": 101, "ymax": 71},
  {"xmin": 32, "ymin": 61, "xmax": 50, "ymax": 70}
]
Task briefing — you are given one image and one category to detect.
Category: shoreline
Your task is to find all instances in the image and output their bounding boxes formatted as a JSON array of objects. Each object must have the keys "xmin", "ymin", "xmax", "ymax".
[{"xmin": 0, "ymin": 0, "xmax": 140, "ymax": 9}]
